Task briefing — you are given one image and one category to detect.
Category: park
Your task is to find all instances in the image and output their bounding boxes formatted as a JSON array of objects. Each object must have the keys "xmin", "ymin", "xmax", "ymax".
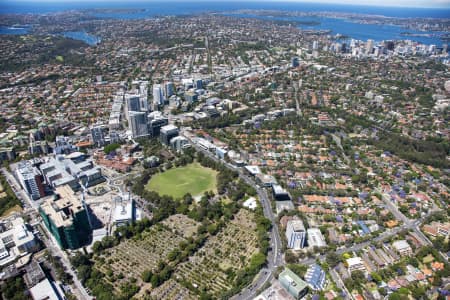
[{"xmin": 146, "ymin": 163, "xmax": 217, "ymax": 199}]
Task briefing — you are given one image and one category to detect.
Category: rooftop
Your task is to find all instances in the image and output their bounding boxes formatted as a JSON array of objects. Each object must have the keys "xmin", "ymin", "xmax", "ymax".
[
  {"xmin": 279, "ymin": 268, "xmax": 309, "ymax": 294},
  {"xmin": 39, "ymin": 185, "xmax": 84, "ymax": 228}
]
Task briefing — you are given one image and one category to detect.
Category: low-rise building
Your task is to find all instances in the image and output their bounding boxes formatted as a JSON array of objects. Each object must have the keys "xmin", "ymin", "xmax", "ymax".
[
  {"xmin": 392, "ymin": 240, "xmax": 413, "ymax": 256},
  {"xmin": 346, "ymin": 257, "xmax": 367, "ymax": 273},
  {"xmin": 40, "ymin": 153, "xmax": 104, "ymax": 191},
  {"xmin": 305, "ymin": 264, "xmax": 326, "ymax": 291},
  {"xmin": 307, "ymin": 228, "xmax": 326, "ymax": 248},
  {"xmin": 286, "ymin": 219, "xmax": 306, "ymax": 250},
  {"xmin": 0, "ymin": 217, "xmax": 39, "ymax": 267},
  {"xmin": 29, "ymin": 278, "xmax": 65, "ymax": 300},
  {"xmin": 113, "ymin": 199, "xmax": 134, "ymax": 227},
  {"xmin": 279, "ymin": 268, "xmax": 309, "ymax": 299},
  {"xmin": 170, "ymin": 136, "xmax": 190, "ymax": 152}
]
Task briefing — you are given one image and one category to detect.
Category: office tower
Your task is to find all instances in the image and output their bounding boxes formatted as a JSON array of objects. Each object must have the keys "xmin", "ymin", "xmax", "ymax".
[
  {"xmin": 160, "ymin": 125, "xmax": 179, "ymax": 145},
  {"xmin": 153, "ymin": 84, "xmax": 165, "ymax": 106},
  {"xmin": 184, "ymin": 91, "xmax": 198, "ymax": 103},
  {"xmin": 140, "ymin": 96, "xmax": 148, "ymax": 112},
  {"xmin": 165, "ymin": 82, "xmax": 175, "ymax": 98},
  {"xmin": 366, "ymin": 39, "xmax": 374, "ymax": 55},
  {"xmin": 291, "ymin": 57, "xmax": 299, "ymax": 68},
  {"xmin": 312, "ymin": 40, "xmax": 319, "ymax": 50},
  {"xmin": 137, "ymin": 81, "xmax": 148, "ymax": 111},
  {"xmin": 148, "ymin": 116, "xmax": 169, "ymax": 137},
  {"xmin": 125, "ymin": 94, "xmax": 141, "ymax": 113},
  {"xmin": 286, "ymin": 219, "xmax": 306, "ymax": 249},
  {"xmin": 195, "ymin": 78, "xmax": 203, "ymax": 89},
  {"xmin": 91, "ymin": 125, "xmax": 106, "ymax": 147},
  {"xmin": 129, "ymin": 111, "xmax": 149, "ymax": 138}
]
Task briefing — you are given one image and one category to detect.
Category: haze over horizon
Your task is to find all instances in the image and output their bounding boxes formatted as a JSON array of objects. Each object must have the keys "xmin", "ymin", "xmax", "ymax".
[{"xmin": 2, "ymin": 0, "xmax": 450, "ymax": 9}]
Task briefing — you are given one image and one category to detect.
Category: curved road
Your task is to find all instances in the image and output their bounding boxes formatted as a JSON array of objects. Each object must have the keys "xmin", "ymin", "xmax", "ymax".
[{"xmin": 187, "ymin": 142, "xmax": 284, "ymax": 300}]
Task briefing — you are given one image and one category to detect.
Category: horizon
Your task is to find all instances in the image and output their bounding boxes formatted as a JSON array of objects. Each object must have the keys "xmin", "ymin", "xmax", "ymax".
[{"xmin": 1, "ymin": 0, "xmax": 450, "ymax": 10}]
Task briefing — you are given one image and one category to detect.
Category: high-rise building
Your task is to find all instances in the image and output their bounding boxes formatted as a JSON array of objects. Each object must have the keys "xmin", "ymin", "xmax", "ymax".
[
  {"xmin": 185, "ymin": 91, "xmax": 198, "ymax": 103},
  {"xmin": 153, "ymin": 84, "xmax": 165, "ymax": 106},
  {"xmin": 286, "ymin": 219, "xmax": 306, "ymax": 250},
  {"xmin": 366, "ymin": 39, "xmax": 374, "ymax": 55},
  {"xmin": 291, "ymin": 57, "xmax": 299, "ymax": 68},
  {"xmin": 16, "ymin": 161, "xmax": 46, "ymax": 200},
  {"xmin": 39, "ymin": 185, "xmax": 92, "ymax": 250},
  {"xmin": 312, "ymin": 40, "xmax": 319, "ymax": 50},
  {"xmin": 0, "ymin": 147, "xmax": 16, "ymax": 162},
  {"xmin": 160, "ymin": 125, "xmax": 179, "ymax": 145},
  {"xmin": 91, "ymin": 125, "xmax": 106, "ymax": 147},
  {"xmin": 125, "ymin": 94, "xmax": 141, "ymax": 116},
  {"xmin": 129, "ymin": 111, "xmax": 149, "ymax": 138},
  {"xmin": 165, "ymin": 82, "xmax": 175, "ymax": 98},
  {"xmin": 138, "ymin": 82, "xmax": 149, "ymax": 111},
  {"xmin": 148, "ymin": 116, "xmax": 168, "ymax": 137},
  {"xmin": 195, "ymin": 78, "xmax": 203, "ymax": 89}
]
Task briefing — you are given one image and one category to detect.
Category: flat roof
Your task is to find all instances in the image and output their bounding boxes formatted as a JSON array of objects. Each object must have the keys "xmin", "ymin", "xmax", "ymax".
[
  {"xmin": 29, "ymin": 278, "xmax": 62, "ymax": 300},
  {"xmin": 114, "ymin": 201, "xmax": 133, "ymax": 223},
  {"xmin": 161, "ymin": 124, "xmax": 178, "ymax": 133},
  {"xmin": 244, "ymin": 165, "xmax": 261, "ymax": 175},
  {"xmin": 288, "ymin": 219, "xmax": 305, "ymax": 232},
  {"xmin": 40, "ymin": 185, "xmax": 84, "ymax": 228},
  {"xmin": 346, "ymin": 257, "xmax": 363, "ymax": 266},
  {"xmin": 272, "ymin": 184, "xmax": 288, "ymax": 195},
  {"xmin": 279, "ymin": 268, "xmax": 309, "ymax": 293}
]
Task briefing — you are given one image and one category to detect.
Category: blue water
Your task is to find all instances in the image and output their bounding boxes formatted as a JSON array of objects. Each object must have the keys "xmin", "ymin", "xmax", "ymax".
[
  {"xmin": 1, "ymin": 1, "xmax": 449, "ymax": 18},
  {"xmin": 227, "ymin": 13, "xmax": 445, "ymax": 45},
  {"xmin": 0, "ymin": 25, "xmax": 30, "ymax": 35},
  {"xmin": 0, "ymin": 1, "xmax": 448, "ymax": 45},
  {"xmin": 63, "ymin": 31, "xmax": 101, "ymax": 45}
]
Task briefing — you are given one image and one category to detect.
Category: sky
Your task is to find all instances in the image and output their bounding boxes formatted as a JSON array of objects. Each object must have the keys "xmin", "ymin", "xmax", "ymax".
[{"xmin": 3, "ymin": 0, "xmax": 450, "ymax": 8}]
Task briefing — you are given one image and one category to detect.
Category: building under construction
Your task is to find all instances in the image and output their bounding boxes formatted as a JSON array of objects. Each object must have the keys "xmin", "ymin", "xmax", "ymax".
[{"xmin": 39, "ymin": 185, "xmax": 92, "ymax": 250}]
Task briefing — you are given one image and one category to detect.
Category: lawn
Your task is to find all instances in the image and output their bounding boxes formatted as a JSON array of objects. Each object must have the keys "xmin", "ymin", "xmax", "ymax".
[
  {"xmin": 146, "ymin": 163, "xmax": 217, "ymax": 199},
  {"xmin": 0, "ymin": 205, "xmax": 22, "ymax": 218}
]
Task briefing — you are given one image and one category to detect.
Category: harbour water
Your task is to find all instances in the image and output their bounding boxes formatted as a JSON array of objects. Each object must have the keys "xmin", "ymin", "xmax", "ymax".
[
  {"xmin": 0, "ymin": 1, "xmax": 448, "ymax": 45},
  {"xmin": 62, "ymin": 31, "xmax": 101, "ymax": 46}
]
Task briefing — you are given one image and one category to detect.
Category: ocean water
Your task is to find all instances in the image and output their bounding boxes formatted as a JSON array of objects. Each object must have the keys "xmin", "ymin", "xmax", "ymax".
[
  {"xmin": 0, "ymin": 1, "xmax": 448, "ymax": 45},
  {"xmin": 1, "ymin": 1, "xmax": 449, "ymax": 18}
]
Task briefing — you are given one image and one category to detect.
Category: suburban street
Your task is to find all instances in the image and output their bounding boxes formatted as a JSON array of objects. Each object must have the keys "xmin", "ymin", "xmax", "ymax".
[
  {"xmin": 185, "ymin": 137, "xmax": 442, "ymax": 300},
  {"xmin": 187, "ymin": 139, "xmax": 284, "ymax": 300}
]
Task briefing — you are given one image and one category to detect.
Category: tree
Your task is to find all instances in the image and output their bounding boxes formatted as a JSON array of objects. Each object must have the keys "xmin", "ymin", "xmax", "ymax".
[
  {"xmin": 141, "ymin": 270, "xmax": 153, "ymax": 283},
  {"xmin": 326, "ymin": 252, "xmax": 341, "ymax": 267},
  {"xmin": 103, "ymin": 143, "xmax": 120, "ymax": 154}
]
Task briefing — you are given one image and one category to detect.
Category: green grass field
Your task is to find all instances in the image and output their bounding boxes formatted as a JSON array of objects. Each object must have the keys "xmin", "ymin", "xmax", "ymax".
[{"xmin": 146, "ymin": 163, "xmax": 217, "ymax": 199}]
